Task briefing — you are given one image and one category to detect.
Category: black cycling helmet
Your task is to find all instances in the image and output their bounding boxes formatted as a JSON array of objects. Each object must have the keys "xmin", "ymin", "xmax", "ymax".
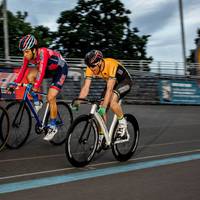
[
  {"xmin": 19, "ymin": 34, "xmax": 38, "ymax": 51},
  {"xmin": 84, "ymin": 50, "xmax": 103, "ymax": 67}
]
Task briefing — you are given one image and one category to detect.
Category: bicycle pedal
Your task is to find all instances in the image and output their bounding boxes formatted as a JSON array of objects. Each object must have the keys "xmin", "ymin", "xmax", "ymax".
[
  {"xmin": 35, "ymin": 124, "xmax": 45, "ymax": 135},
  {"xmin": 96, "ymin": 138, "xmax": 109, "ymax": 152},
  {"xmin": 102, "ymin": 144, "xmax": 109, "ymax": 150},
  {"xmin": 95, "ymin": 146, "xmax": 102, "ymax": 153}
]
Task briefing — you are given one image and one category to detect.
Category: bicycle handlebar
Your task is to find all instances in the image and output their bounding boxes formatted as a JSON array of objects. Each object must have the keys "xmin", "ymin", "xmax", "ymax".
[
  {"xmin": 6, "ymin": 83, "xmax": 47, "ymax": 96},
  {"xmin": 16, "ymin": 83, "xmax": 47, "ymax": 96},
  {"xmin": 16, "ymin": 83, "xmax": 31, "ymax": 87}
]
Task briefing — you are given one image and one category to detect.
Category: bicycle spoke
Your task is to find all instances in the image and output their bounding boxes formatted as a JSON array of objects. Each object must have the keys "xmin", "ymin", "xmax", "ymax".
[
  {"xmin": 6, "ymin": 101, "xmax": 32, "ymax": 149},
  {"xmin": 49, "ymin": 102, "xmax": 73, "ymax": 145},
  {"xmin": 112, "ymin": 114, "xmax": 139, "ymax": 161},
  {"xmin": 0, "ymin": 106, "xmax": 10, "ymax": 151},
  {"xmin": 65, "ymin": 115, "xmax": 98, "ymax": 167}
]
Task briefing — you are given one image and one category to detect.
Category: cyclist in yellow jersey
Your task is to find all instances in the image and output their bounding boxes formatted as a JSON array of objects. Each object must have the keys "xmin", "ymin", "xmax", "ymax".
[{"xmin": 72, "ymin": 50, "xmax": 133, "ymax": 145}]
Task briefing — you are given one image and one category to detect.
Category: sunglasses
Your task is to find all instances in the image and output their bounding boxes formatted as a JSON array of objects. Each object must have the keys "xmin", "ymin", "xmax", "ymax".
[{"xmin": 89, "ymin": 61, "xmax": 101, "ymax": 68}]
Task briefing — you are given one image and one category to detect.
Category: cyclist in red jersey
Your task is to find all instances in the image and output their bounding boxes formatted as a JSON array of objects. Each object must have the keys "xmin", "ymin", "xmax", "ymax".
[{"xmin": 8, "ymin": 34, "xmax": 68, "ymax": 141}]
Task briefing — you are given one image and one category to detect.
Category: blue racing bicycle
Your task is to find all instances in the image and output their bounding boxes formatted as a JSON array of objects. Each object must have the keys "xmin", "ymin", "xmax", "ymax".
[{"xmin": 5, "ymin": 83, "xmax": 73, "ymax": 149}]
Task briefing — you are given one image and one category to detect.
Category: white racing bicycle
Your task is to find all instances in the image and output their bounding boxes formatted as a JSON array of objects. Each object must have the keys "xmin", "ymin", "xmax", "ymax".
[{"xmin": 65, "ymin": 98, "xmax": 140, "ymax": 167}]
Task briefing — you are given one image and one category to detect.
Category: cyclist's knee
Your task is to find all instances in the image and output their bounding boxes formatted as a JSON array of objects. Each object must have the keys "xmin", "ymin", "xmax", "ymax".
[
  {"xmin": 27, "ymin": 69, "xmax": 37, "ymax": 82},
  {"xmin": 27, "ymin": 74, "xmax": 35, "ymax": 83},
  {"xmin": 110, "ymin": 99, "xmax": 118, "ymax": 109},
  {"xmin": 47, "ymin": 88, "xmax": 59, "ymax": 103},
  {"xmin": 47, "ymin": 93, "xmax": 56, "ymax": 103},
  {"xmin": 110, "ymin": 94, "xmax": 120, "ymax": 108}
]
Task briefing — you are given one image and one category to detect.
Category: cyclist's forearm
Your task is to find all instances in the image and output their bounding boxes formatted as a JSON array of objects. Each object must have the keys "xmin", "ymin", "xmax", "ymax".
[
  {"xmin": 15, "ymin": 60, "xmax": 28, "ymax": 83},
  {"xmin": 79, "ymin": 79, "xmax": 91, "ymax": 99},
  {"xmin": 79, "ymin": 86, "xmax": 89, "ymax": 99},
  {"xmin": 102, "ymin": 79, "xmax": 115, "ymax": 108},
  {"xmin": 102, "ymin": 88, "xmax": 112, "ymax": 108}
]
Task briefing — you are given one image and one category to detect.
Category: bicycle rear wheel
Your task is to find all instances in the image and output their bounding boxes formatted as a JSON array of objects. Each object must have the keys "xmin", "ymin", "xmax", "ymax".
[
  {"xmin": 65, "ymin": 115, "xmax": 98, "ymax": 167},
  {"xmin": 0, "ymin": 106, "xmax": 10, "ymax": 151},
  {"xmin": 111, "ymin": 114, "xmax": 139, "ymax": 161},
  {"xmin": 5, "ymin": 101, "xmax": 32, "ymax": 149},
  {"xmin": 45, "ymin": 101, "xmax": 73, "ymax": 145}
]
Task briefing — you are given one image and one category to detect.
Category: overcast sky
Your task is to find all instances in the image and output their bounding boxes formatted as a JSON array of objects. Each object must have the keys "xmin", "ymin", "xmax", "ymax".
[{"xmin": 6, "ymin": 0, "xmax": 200, "ymax": 62}]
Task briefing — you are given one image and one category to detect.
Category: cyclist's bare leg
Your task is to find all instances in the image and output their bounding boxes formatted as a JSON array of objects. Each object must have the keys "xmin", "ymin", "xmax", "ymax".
[
  {"xmin": 27, "ymin": 68, "xmax": 40, "ymax": 107},
  {"xmin": 43, "ymin": 88, "xmax": 59, "ymax": 140},
  {"xmin": 109, "ymin": 93, "xmax": 124, "ymax": 118},
  {"xmin": 99, "ymin": 92, "xmax": 123, "ymax": 126},
  {"xmin": 110, "ymin": 93, "xmax": 127, "ymax": 137},
  {"xmin": 27, "ymin": 68, "xmax": 38, "ymax": 84},
  {"xmin": 47, "ymin": 88, "xmax": 59, "ymax": 119}
]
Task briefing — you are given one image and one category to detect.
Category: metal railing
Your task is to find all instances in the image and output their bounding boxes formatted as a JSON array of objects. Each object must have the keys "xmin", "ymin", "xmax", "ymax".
[
  {"xmin": 1, "ymin": 56, "xmax": 200, "ymax": 77},
  {"xmin": 1, "ymin": 57, "xmax": 200, "ymax": 104}
]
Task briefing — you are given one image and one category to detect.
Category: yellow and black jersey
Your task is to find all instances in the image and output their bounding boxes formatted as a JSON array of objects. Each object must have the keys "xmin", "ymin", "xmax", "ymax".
[{"xmin": 85, "ymin": 58, "xmax": 132, "ymax": 83}]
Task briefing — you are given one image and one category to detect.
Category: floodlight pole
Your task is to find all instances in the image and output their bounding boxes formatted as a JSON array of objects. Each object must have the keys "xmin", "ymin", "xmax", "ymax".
[
  {"xmin": 178, "ymin": 0, "xmax": 186, "ymax": 76},
  {"xmin": 2, "ymin": 0, "xmax": 10, "ymax": 60}
]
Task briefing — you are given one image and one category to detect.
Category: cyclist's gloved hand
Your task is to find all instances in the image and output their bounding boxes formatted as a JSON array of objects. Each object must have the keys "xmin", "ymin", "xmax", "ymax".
[
  {"xmin": 70, "ymin": 100, "xmax": 80, "ymax": 111},
  {"xmin": 98, "ymin": 106, "xmax": 106, "ymax": 117},
  {"xmin": 7, "ymin": 82, "xmax": 17, "ymax": 93}
]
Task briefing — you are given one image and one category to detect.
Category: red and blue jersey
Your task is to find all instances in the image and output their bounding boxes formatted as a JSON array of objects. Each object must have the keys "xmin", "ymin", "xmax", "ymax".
[{"xmin": 15, "ymin": 48, "xmax": 67, "ymax": 89}]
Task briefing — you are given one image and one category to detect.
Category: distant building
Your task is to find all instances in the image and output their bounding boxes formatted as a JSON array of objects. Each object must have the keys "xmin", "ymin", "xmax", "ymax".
[{"xmin": 195, "ymin": 39, "xmax": 200, "ymax": 75}]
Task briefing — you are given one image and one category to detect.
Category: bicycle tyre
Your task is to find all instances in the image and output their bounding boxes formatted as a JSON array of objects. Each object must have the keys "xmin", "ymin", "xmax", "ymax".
[
  {"xmin": 0, "ymin": 106, "xmax": 10, "ymax": 151},
  {"xmin": 5, "ymin": 101, "xmax": 32, "ymax": 149},
  {"xmin": 65, "ymin": 114, "xmax": 98, "ymax": 167},
  {"xmin": 45, "ymin": 101, "xmax": 73, "ymax": 145},
  {"xmin": 111, "ymin": 114, "xmax": 139, "ymax": 161}
]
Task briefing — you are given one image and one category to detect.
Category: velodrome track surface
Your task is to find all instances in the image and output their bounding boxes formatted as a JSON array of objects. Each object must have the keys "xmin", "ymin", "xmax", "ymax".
[{"xmin": 0, "ymin": 103, "xmax": 200, "ymax": 199}]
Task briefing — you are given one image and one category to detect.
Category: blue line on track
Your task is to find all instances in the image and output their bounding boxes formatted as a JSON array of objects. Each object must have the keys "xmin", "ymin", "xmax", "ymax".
[{"xmin": 1, "ymin": 153, "xmax": 200, "ymax": 194}]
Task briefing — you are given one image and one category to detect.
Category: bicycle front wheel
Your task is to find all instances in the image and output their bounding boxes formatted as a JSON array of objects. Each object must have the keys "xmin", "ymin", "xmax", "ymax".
[
  {"xmin": 46, "ymin": 101, "xmax": 73, "ymax": 145},
  {"xmin": 112, "ymin": 114, "xmax": 139, "ymax": 161},
  {"xmin": 65, "ymin": 115, "xmax": 98, "ymax": 167},
  {"xmin": 0, "ymin": 106, "xmax": 10, "ymax": 151},
  {"xmin": 5, "ymin": 101, "xmax": 32, "ymax": 149}
]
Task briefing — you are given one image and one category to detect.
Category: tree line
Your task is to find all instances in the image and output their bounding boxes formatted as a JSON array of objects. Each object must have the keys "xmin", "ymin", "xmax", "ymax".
[
  {"xmin": 0, "ymin": 0, "xmax": 152, "ymax": 62},
  {"xmin": 187, "ymin": 28, "xmax": 200, "ymax": 63},
  {"xmin": 0, "ymin": 0, "xmax": 199, "ymax": 64}
]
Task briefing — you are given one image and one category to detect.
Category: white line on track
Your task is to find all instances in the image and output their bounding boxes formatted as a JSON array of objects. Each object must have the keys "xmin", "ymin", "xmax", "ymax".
[
  {"xmin": 0, "ymin": 148, "xmax": 200, "ymax": 181},
  {"xmin": 0, "ymin": 153, "xmax": 64, "ymax": 163},
  {"xmin": 1, "ymin": 139, "xmax": 200, "ymax": 163}
]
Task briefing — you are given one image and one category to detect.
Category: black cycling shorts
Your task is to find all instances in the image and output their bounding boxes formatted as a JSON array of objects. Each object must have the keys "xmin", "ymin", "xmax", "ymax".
[
  {"xmin": 101, "ymin": 77, "xmax": 133, "ymax": 99},
  {"xmin": 45, "ymin": 63, "xmax": 68, "ymax": 91}
]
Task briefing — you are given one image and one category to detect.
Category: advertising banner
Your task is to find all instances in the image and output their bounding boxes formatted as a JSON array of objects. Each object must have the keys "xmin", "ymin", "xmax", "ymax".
[
  {"xmin": 0, "ymin": 68, "xmax": 31, "ymax": 100},
  {"xmin": 0, "ymin": 72, "xmax": 16, "ymax": 99},
  {"xmin": 159, "ymin": 79, "xmax": 200, "ymax": 104}
]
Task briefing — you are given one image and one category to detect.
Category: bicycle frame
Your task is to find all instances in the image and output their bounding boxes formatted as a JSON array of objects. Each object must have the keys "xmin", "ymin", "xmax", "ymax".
[
  {"xmin": 90, "ymin": 100, "xmax": 122, "ymax": 146},
  {"xmin": 17, "ymin": 83, "xmax": 49, "ymax": 128},
  {"xmin": 15, "ymin": 83, "xmax": 66, "ymax": 130}
]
